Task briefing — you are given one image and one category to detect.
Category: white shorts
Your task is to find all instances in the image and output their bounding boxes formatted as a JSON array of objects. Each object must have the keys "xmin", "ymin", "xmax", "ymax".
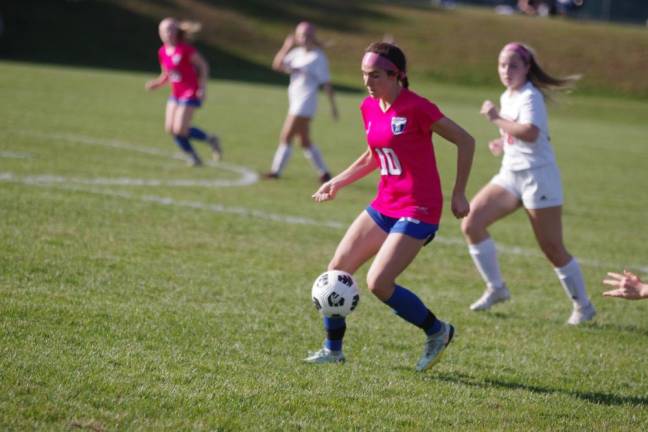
[
  {"xmin": 490, "ymin": 164, "xmax": 563, "ymax": 209},
  {"xmin": 288, "ymin": 91, "xmax": 318, "ymax": 118}
]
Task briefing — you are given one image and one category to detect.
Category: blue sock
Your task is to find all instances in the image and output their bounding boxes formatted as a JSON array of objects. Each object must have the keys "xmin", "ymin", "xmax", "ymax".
[
  {"xmin": 173, "ymin": 135, "xmax": 196, "ymax": 154},
  {"xmin": 384, "ymin": 284, "xmax": 442, "ymax": 335},
  {"xmin": 189, "ymin": 127, "xmax": 208, "ymax": 141},
  {"xmin": 323, "ymin": 316, "xmax": 346, "ymax": 352}
]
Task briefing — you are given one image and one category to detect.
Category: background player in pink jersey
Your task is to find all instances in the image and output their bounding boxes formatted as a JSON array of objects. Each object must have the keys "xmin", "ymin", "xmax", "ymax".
[
  {"xmin": 145, "ymin": 17, "xmax": 221, "ymax": 166},
  {"xmin": 265, "ymin": 21, "xmax": 338, "ymax": 183},
  {"xmin": 307, "ymin": 42, "xmax": 475, "ymax": 371},
  {"xmin": 460, "ymin": 42, "xmax": 595, "ymax": 324}
]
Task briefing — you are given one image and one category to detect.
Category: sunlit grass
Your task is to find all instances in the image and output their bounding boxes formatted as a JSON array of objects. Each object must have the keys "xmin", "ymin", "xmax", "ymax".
[{"xmin": 1, "ymin": 61, "xmax": 647, "ymax": 430}]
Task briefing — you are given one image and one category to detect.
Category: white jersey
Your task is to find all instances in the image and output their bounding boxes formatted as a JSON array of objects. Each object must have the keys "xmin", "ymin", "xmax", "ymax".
[
  {"xmin": 499, "ymin": 81, "xmax": 556, "ymax": 171},
  {"xmin": 283, "ymin": 47, "xmax": 330, "ymax": 117}
]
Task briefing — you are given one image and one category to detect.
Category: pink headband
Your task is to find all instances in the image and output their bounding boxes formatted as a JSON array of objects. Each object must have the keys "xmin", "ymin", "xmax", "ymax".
[
  {"xmin": 362, "ymin": 52, "xmax": 399, "ymax": 75},
  {"xmin": 503, "ymin": 42, "xmax": 531, "ymax": 64},
  {"xmin": 296, "ymin": 21, "xmax": 315, "ymax": 35}
]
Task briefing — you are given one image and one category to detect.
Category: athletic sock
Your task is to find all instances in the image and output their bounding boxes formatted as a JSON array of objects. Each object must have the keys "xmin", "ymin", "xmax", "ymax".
[
  {"xmin": 384, "ymin": 285, "xmax": 441, "ymax": 335},
  {"xmin": 468, "ymin": 237, "xmax": 505, "ymax": 290},
  {"xmin": 173, "ymin": 135, "xmax": 196, "ymax": 154},
  {"xmin": 555, "ymin": 258, "xmax": 590, "ymax": 308},
  {"xmin": 323, "ymin": 316, "xmax": 346, "ymax": 352},
  {"xmin": 270, "ymin": 143, "xmax": 292, "ymax": 175},
  {"xmin": 303, "ymin": 144, "xmax": 329, "ymax": 175},
  {"xmin": 189, "ymin": 127, "xmax": 208, "ymax": 141}
]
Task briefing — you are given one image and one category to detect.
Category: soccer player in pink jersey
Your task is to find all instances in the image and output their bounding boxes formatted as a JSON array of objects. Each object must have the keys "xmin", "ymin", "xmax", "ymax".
[
  {"xmin": 307, "ymin": 42, "xmax": 475, "ymax": 371},
  {"xmin": 461, "ymin": 42, "xmax": 595, "ymax": 324},
  {"xmin": 145, "ymin": 17, "xmax": 221, "ymax": 166}
]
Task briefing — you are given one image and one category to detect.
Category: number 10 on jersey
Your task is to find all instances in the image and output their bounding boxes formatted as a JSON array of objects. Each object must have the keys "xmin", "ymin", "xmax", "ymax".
[{"xmin": 375, "ymin": 148, "xmax": 402, "ymax": 175}]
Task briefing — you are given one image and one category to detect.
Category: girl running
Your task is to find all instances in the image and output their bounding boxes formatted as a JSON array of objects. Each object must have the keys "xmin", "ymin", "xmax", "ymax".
[
  {"xmin": 145, "ymin": 17, "xmax": 221, "ymax": 166},
  {"xmin": 461, "ymin": 42, "xmax": 595, "ymax": 324}
]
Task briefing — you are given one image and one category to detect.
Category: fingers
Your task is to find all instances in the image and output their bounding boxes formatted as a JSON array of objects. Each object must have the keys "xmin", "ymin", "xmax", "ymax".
[
  {"xmin": 480, "ymin": 100, "xmax": 494, "ymax": 114},
  {"xmin": 488, "ymin": 140, "xmax": 503, "ymax": 156},
  {"xmin": 602, "ymin": 278, "xmax": 621, "ymax": 287},
  {"xmin": 451, "ymin": 203, "xmax": 470, "ymax": 219},
  {"xmin": 312, "ymin": 184, "xmax": 335, "ymax": 202},
  {"xmin": 603, "ymin": 289, "xmax": 624, "ymax": 298},
  {"xmin": 452, "ymin": 205, "xmax": 468, "ymax": 218},
  {"xmin": 312, "ymin": 193, "xmax": 333, "ymax": 203}
]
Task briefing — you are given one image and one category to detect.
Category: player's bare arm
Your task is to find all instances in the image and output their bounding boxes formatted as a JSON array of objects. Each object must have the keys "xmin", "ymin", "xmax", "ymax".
[
  {"xmin": 431, "ymin": 117, "xmax": 475, "ymax": 218},
  {"xmin": 312, "ymin": 149, "xmax": 376, "ymax": 202}
]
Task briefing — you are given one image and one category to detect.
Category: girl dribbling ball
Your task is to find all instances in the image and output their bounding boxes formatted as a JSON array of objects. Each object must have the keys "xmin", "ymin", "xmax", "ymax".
[{"xmin": 307, "ymin": 42, "xmax": 475, "ymax": 370}]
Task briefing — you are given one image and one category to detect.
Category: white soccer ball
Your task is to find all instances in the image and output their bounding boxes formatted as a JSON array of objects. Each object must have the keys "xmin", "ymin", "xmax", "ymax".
[{"xmin": 311, "ymin": 270, "xmax": 360, "ymax": 318}]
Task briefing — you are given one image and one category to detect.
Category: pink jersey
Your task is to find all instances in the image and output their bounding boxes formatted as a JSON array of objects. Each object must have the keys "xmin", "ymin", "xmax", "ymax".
[
  {"xmin": 360, "ymin": 89, "xmax": 445, "ymax": 224},
  {"xmin": 158, "ymin": 43, "xmax": 200, "ymax": 100}
]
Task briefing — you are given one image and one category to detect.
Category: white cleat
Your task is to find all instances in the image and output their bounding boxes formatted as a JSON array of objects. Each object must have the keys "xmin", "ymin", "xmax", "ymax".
[
  {"xmin": 187, "ymin": 153, "xmax": 203, "ymax": 167},
  {"xmin": 303, "ymin": 347, "xmax": 345, "ymax": 364},
  {"xmin": 416, "ymin": 321, "xmax": 455, "ymax": 372},
  {"xmin": 567, "ymin": 302, "xmax": 596, "ymax": 325},
  {"xmin": 470, "ymin": 285, "xmax": 511, "ymax": 311},
  {"xmin": 208, "ymin": 135, "xmax": 222, "ymax": 161}
]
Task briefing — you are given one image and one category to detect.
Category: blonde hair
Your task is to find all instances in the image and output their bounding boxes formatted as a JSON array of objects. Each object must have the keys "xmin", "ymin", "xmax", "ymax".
[
  {"xmin": 177, "ymin": 20, "xmax": 202, "ymax": 42},
  {"xmin": 504, "ymin": 42, "xmax": 581, "ymax": 97}
]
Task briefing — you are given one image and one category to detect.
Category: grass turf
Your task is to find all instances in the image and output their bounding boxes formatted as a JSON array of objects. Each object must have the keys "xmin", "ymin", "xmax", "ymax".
[{"xmin": 1, "ymin": 61, "xmax": 647, "ymax": 430}]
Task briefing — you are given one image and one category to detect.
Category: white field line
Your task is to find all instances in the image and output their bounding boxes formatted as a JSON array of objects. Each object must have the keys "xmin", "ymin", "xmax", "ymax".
[
  {"xmin": 0, "ymin": 151, "xmax": 32, "ymax": 159},
  {"xmin": 16, "ymin": 131, "xmax": 259, "ymax": 187},
  {"xmin": 0, "ymin": 171, "xmax": 255, "ymax": 188},
  {"xmin": 3, "ymin": 177, "xmax": 645, "ymax": 274},
  {"xmin": 6, "ymin": 130, "xmax": 646, "ymax": 273}
]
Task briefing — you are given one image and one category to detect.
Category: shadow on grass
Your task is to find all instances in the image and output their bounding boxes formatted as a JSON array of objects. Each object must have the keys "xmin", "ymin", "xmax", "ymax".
[
  {"xmin": 0, "ymin": 0, "xmax": 375, "ymax": 93},
  {"xmin": 432, "ymin": 371, "xmax": 648, "ymax": 407},
  {"xmin": 210, "ymin": 0, "xmax": 393, "ymax": 32},
  {"xmin": 585, "ymin": 321, "xmax": 648, "ymax": 338}
]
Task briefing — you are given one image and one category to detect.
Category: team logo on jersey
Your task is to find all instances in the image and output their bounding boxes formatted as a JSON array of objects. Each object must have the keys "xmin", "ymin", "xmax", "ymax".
[
  {"xmin": 172, "ymin": 54, "xmax": 182, "ymax": 65},
  {"xmin": 391, "ymin": 117, "xmax": 407, "ymax": 135}
]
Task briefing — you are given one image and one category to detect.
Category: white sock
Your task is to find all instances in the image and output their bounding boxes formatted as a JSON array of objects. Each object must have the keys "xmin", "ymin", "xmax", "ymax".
[
  {"xmin": 468, "ymin": 237, "xmax": 505, "ymax": 290},
  {"xmin": 271, "ymin": 143, "xmax": 292, "ymax": 175},
  {"xmin": 554, "ymin": 258, "xmax": 589, "ymax": 308},
  {"xmin": 303, "ymin": 144, "xmax": 329, "ymax": 174}
]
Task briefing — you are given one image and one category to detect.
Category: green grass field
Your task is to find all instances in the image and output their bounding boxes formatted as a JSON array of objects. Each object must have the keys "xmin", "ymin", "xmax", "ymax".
[{"xmin": 1, "ymin": 59, "xmax": 647, "ymax": 430}]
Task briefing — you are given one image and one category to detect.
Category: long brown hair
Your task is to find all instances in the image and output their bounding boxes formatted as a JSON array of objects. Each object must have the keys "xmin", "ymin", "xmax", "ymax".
[
  {"xmin": 365, "ymin": 42, "xmax": 409, "ymax": 89},
  {"xmin": 504, "ymin": 42, "xmax": 581, "ymax": 97}
]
